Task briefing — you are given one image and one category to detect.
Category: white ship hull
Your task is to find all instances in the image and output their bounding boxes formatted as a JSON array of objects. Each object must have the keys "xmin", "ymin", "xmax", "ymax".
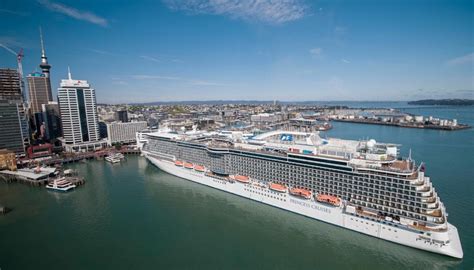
[{"xmin": 144, "ymin": 153, "xmax": 463, "ymax": 258}]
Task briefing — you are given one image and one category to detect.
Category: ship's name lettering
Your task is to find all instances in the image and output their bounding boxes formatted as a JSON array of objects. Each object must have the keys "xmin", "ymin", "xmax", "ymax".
[{"xmin": 290, "ymin": 199, "xmax": 331, "ymax": 214}]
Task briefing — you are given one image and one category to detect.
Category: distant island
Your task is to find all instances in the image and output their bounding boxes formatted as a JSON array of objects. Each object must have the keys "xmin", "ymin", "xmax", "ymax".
[{"xmin": 408, "ymin": 99, "xmax": 474, "ymax": 106}]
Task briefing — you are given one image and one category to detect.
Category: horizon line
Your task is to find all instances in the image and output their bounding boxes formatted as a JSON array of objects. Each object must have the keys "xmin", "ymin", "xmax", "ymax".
[{"xmin": 96, "ymin": 98, "xmax": 473, "ymax": 106}]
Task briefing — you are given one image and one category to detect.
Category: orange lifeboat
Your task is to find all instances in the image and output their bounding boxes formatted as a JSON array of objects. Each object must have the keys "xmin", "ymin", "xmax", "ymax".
[
  {"xmin": 269, "ymin": 183, "xmax": 287, "ymax": 193},
  {"xmin": 194, "ymin": 165, "xmax": 205, "ymax": 172},
  {"xmin": 174, "ymin": 160, "xmax": 184, "ymax": 167},
  {"xmin": 184, "ymin": 162, "xmax": 194, "ymax": 169},
  {"xmin": 290, "ymin": 188, "xmax": 312, "ymax": 199},
  {"xmin": 234, "ymin": 175, "xmax": 250, "ymax": 184},
  {"xmin": 316, "ymin": 194, "xmax": 341, "ymax": 206}
]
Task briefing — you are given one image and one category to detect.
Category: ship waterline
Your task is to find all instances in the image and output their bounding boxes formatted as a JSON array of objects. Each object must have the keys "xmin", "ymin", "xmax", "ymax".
[
  {"xmin": 144, "ymin": 155, "xmax": 462, "ymax": 258},
  {"xmin": 141, "ymin": 130, "xmax": 463, "ymax": 258}
]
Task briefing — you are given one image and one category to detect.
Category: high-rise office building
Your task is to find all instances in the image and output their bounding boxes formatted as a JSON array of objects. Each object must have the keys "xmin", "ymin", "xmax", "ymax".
[
  {"xmin": 0, "ymin": 68, "xmax": 23, "ymax": 101},
  {"xmin": 57, "ymin": 68, "xmax": 105, "ymax": 152},
  {"xmin": 42, "ymin": 102, "xmax": 62, "ymax": 141},
  {"xmin": 98, "ymin": 121, "xmax": 108, "ymax": 139},
  {"xmin": 114, "ymin": 110, "xmax": 128, "ymax": 122},
  {"xmin": 27, "ymin": 72, "xmax": 52, "ymax": 114},
  {"xmin": 0, "ymin": 68, "xmax": 29, "ymax": 153},
  {"xmin": 0, "ymin": 100, "xmax": 26, "ymax": 155}
]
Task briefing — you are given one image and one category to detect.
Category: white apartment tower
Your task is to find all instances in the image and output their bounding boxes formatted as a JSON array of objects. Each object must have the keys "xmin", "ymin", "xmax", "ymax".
[
  {"xmin": 106, "ymin": 121, "xmax": 148, "ymax": 146},
  {"xmin": 58, "ymin": 68, "xmax": 103, "ymax": 152}
]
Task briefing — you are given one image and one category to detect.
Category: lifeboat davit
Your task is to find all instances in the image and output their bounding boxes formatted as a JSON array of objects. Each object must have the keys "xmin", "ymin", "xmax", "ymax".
[
  {"xmin": 289, "ymin": 188, "xmax": 312, "ymax": 199},
  {"xmin": 194, "ymin": 165, "xmax": 205, "ymax": 172},
  {"xmin": 234, "ymin": 175, "xmax": 250, "ymax": 184},
  {"xmin": 184, "ymin": 162, "xmax": 194, "ymax": 169},
  {"xmin": 316, "ymin": 194, "xmax": 341, "ymax": 206},
  {"xmin": 269, "ymin": 183, "xmax": 287, "ymax": 193},
  {"xmin": 175, "ymin": 160, "xmax": 184, "ymax": 166}
]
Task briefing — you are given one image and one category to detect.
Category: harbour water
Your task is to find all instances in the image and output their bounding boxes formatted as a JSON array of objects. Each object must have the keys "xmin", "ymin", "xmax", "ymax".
[{"xmin": 0, "ymin": 103, "xmax": 473, "ymax": 269}]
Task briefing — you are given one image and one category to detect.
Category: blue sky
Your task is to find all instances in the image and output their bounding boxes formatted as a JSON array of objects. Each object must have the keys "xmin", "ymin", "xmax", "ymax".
[{"xmin": 0, "ymin": 0, "xmax": 472, "ymax": 103}]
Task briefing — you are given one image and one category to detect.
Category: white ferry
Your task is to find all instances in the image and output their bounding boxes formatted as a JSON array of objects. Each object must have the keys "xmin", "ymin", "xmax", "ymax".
[
  {"xmin": 105, "ymin": 153, "xmax": 124, "ymax": 163},
  {"xmin": 46, "ymin": 178, "xmax": 76, "ymax": 192}
]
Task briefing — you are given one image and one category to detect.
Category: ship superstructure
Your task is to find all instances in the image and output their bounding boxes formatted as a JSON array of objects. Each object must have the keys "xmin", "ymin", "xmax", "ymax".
[{"xmin": 141, "ymin": 129, "xmax": 463, "ymax": 258}]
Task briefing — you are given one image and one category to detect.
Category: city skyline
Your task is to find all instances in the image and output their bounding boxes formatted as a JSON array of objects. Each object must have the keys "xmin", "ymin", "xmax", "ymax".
[{"xmin": 0, "ymin": 0, "xmax": 473, "ymax": 103}]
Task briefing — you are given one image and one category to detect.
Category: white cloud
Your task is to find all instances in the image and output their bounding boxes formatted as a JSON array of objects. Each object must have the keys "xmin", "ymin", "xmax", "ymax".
[
  {"xmin": 112, "ymin": 80, "xmax": 128, "ymax": 85},
  {"xmin": 90, "ymin": 49, "xmax": 116, "ymax": 56},
  {"xmin": 189, "ymin": 80, "xmax": 223, "ymax": 86},
  {"xmin": 309, "ymin": 47, "xmax": 322, "ymax": 57},
  {"xmin": 140, "ymin": 55, "xmax": 161, "ymax": 63},
  {"xmin": 341, "ymin": 59, "xmax": 350, "ymax": 64},
  {"xmin": 447, "ymin": 52, "xmax": 474, "ymax": 66},
  {"xmin": 0, "ymin": 37, "xmax": 25, "ymax": 49},
  {"xmin": 111, "ymin": 77, "xmax": 128, "ymax": 85},
  {"xmin": 163, "ymin": 0, "xmax": 309, "ymax": 24},
  {"xmin": 132, "ymin": 75, "xmax": 181, "ymax": 80},
  {"xmin": 38, "ymin": 0, "xmax": 108, "ymax": 27},
  {"xmin": 0, "ymin": 9, "xmax": 29, "ymax": 16}
]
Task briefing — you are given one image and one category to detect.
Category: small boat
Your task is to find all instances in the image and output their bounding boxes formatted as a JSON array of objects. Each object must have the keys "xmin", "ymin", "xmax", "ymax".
[
  {"xmin": 184, "ymin": 162, "xmax": 194, "ymax": 169},
  {"xmin": 290, "ymin": 187, "xmax": 312, "ymax": 199},
  {"xmin": 316, "ymin": 194, "xmax": 341, "ymax": 206},
  {"xmin": 46, "ymin": 178, "xmax": 76, "ymax": 192},
  {"xmin": 269, "ymin": 183, "xmax": 287, "ymax": 193},
  {"xmin": 105, "ymin": 155, "xmax": 121, "ymax": 163},
  {"xmin": 194, "ymin": 165, "xmax": 205, "ymax": 172},
  {"xmin": 175, "ymin": 160, "xmax": 184, "ymax": 166},
  {"xmin": 233, "ymin": 175, "xmax": 250, "ymax": 184},
  {"xmin": 105, "ymin": 153, "xmax": 124, "ymax": 163}
]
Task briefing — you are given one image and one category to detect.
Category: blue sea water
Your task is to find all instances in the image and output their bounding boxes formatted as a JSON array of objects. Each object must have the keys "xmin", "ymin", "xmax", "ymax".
[{"xmin": 0, "ymin": 102, "xmax": 472, "ymax": 269}]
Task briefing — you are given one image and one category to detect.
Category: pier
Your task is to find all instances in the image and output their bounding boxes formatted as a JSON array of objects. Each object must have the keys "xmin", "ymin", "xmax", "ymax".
[
  {"xmin": 0, "ymin": 167, "xmax": 56, "ymax": 186},
  {"xmin": 0, "ymin": 167, "xmax": 85, "ymax": 187},
  {"xmin": 25, "ymin": 148, "xmax": 141, "ymax": 167},
  {"xmin": 332, "ymin": 118, "xmax": 471, "ymax": 131}
]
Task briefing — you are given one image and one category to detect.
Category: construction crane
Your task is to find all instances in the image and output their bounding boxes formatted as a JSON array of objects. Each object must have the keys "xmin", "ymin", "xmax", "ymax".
[{"xmin": 0, "ymin": 43, "xmax": 26, "ymax": 98}]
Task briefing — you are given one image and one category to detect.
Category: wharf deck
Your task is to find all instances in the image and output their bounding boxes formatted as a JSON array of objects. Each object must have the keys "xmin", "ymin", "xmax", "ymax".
[{"xmin": 332, "ymin": 119, "xmax": 470, "ymax": 131}]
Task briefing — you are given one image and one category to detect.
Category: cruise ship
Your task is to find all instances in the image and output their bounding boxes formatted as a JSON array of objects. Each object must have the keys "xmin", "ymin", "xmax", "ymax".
[{"xmin": 140, "ymin": 129, "xmax": 463, "ymax": 259}]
